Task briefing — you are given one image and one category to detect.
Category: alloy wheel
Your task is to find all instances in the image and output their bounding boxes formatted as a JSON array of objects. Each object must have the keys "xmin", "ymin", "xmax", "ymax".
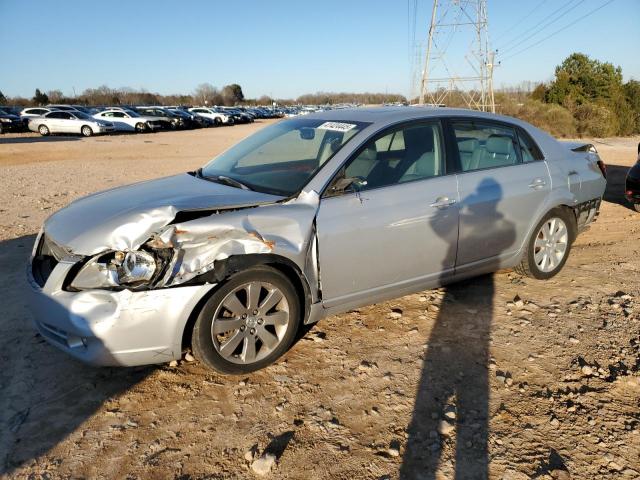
[
  {"xmin": 211, "ymin": 281, "xmax": 290, "ymax": 365},
  {"xmin": 534, "ymin": 217, "xmax": 568, "ymax": 272}
]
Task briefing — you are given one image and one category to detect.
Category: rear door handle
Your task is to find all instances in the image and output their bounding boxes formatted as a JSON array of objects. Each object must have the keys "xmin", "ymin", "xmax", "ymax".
[
  {"xmin": 430, "ymin": 196, "xmax": 457, "ymax": 208},
  {"xmin": 528, "ymin": 178, "xmax": 547, "ymax": 189}
]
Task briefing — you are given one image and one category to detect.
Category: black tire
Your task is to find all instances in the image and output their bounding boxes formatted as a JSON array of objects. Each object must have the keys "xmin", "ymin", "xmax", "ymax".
[
  {"xmin": 192, "ymin": 266, "xmax": 300, "ymax": 374},
  {"xmin": 81, "ymin": 125, "xmax": 93, "ymax": 137},
  {"xmin": 0, "ymin": 123, "xmax": 4, "ymax": 134},
  {"xmin": 38, "ymin": 124, "xmax": 50, "ymax": 136},
  {"xmin": 633, "ymin": 203, "xmax": 640, "ymax": 213},
  {"xmin": 214, "ymin": 117, "xmax": 222, "ymax": 127},
  {"xmin": 135, "ymin": 122, "xmax": 147, "ymax": 133},
  {"xmin": 515, "ymin": 207, "xmax": 576, "ymax": 280}
]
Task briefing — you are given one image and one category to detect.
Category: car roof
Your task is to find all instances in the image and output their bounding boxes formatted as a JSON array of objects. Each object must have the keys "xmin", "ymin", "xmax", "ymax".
[{"xmin": 303, "ymin": 106, "xmax": 528, "ymax": 125}]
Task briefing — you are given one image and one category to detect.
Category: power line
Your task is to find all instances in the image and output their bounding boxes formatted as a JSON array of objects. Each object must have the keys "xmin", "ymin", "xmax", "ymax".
[
  {"xmin": 498, "ymin": 0, "xmax": 584, "ymax": 53},
  {"xmin": 492, "ymin": 0, "xmax": 549, "ymax": 43},
  {"xmin": 501, "ymin": 0, "xmax": 616, "ymax": 61}
]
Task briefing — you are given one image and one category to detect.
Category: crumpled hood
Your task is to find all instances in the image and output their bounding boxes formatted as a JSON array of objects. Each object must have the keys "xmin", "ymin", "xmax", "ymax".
[{"xmin": 44, "ymin": 173, "xmax": 283, "ymax": 255}]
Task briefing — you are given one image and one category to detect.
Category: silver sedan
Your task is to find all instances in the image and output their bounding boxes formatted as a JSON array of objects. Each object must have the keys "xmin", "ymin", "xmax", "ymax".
[
  {"xmin": 27, "ymin": 108, "xmax": 606, "ymax": 373},
  {"xmin": 28, "ymin": 110, "xmax": 115, "ymax": 136}
]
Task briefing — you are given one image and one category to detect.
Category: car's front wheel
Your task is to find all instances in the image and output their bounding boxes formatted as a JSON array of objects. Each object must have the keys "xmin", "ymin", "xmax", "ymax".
[
  {"xmin": 38, "ymin": 124, "xmax": 50, "ymax": 136},
  {"xmin": 81, "ymin": 125, "xmax": 93, "ymax": 137},
  {"xmin": 135, "ymin": 122, "xmax": 147, "ymax": 133},
  {"xmin": 192, "ymin": 266, "xmax": 300, "ymax": 374},
  {"xmin": 633, "ymin": 203, "xmax": 640, "ymax": 213},
  {"xmin": 515, "ymin": 207, "xmax": 575, "ymax": 279}
]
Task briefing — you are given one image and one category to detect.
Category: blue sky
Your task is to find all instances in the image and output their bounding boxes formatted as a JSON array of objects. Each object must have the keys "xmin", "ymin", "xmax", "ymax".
[{"xmin": 1, "ymin": 0, "xmax": 638, "ymax": 99}]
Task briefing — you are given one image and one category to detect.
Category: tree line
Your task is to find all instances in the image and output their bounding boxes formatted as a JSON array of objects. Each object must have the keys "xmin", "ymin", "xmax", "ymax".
[{"xmin": 0, "ymin": 83, "xmax": 407, "ymax": 108}]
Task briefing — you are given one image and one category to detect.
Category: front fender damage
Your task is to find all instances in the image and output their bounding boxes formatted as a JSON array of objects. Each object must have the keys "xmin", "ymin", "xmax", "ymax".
[{"xmin": 146, "ymin": 190, "xmax": 320, "ymax": 288}]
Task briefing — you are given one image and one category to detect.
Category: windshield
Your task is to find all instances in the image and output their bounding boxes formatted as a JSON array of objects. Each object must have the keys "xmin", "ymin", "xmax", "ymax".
[
  {"xmin": 200, "ymin": 118, "xmax": 367, "ymax": 196},
  {"xmin": 72, "ymin": 112, "xmax": 91, "ymax": 120},
  {"xmin": 125, "ymin": 109, "xmax": 140, "ymax": 117}
]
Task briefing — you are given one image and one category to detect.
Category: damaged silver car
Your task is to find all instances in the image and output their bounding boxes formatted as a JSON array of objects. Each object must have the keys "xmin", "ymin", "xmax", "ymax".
[{"xmin": 28, "ymin": 108, "xmax": 607, "ymax": 373}]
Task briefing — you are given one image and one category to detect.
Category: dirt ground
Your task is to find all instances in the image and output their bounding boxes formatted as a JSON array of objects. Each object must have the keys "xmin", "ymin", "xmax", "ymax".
[{"xmin": 0, "ymin": 123, "xmax": 638, "ymax": 480}]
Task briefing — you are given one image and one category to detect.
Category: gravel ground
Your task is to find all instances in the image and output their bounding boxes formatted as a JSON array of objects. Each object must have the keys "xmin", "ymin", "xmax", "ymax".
[{"xmin": 0, "ymin": 125, "xmax": 638, "ymax": 479}]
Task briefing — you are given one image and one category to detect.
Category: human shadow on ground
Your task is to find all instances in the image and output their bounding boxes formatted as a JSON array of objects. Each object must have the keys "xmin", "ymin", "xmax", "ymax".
[
  {"xmin": 401, "ymin": 178, "xmax": 516, "ymax": 479},
  {"xmin": 0, "ymin": 234, "xmax": 152, "ymax": 475}
]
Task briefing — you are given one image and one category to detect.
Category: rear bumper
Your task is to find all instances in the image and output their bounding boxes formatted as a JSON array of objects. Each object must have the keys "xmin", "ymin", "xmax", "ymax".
[{"xmin": 27, "ymin": 256, "xmax": 216, "ymax": 367}]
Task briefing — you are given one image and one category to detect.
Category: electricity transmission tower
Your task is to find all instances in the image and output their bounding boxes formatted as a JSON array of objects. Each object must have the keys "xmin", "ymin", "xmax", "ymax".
[{"xmin": 415, "ymin": 0, "xmax": 495, "ymax": 112}]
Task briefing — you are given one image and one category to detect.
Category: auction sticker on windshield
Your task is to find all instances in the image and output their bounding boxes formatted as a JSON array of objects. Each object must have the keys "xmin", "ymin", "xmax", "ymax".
[{"xmin": 317, "ymin": 122, "xmax": 357, "ymax": 132}]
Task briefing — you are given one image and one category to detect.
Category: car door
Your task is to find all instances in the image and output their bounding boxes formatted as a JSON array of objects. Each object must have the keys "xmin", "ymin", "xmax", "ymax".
[
  {"xmin": 44, "ymin": 112, "xmax": 66, "ymax": 132},
  {"xmin": 316, "ymin": 120, "xmax": 459, "ymax": 312},
  {"xmin": 58, "ymin": 112, "xmax": 76, "ymax": 132},
  {"xmin": 449, "ymin": 119, "xmax": 550, "ymax": 274}
]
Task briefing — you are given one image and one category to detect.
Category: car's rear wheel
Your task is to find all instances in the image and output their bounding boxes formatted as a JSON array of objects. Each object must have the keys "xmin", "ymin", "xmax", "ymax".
[
  {"xmin": 515, "ymin": 207, "xmax": 575, "ymax": 279},
  {"xmin": 214, "ymin": 117, "xmax": 222, "ymax": 127},
  {"xmin": 0, "ymin": 123, "xmax": 4, "ymax": 134},
  {"xmin": 38, "ymin": 124, "xmax": 50, "ymax": 136},
  {"xmin": 192, "ymin": 266, "xmax": 300, "ymax": 374},
  {"xmin": 81, "ymin": 125, "xmax": 93, "ymax": 137},
  {"xmin": 633, "ymin": 203, "xmax": 640, "ymax": 213},
  {"xmin": 135, "ymin": 122, "xmax": 147, "ymax": 133}
]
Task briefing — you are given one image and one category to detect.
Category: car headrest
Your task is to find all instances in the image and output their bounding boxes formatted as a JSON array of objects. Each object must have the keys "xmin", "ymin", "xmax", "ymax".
[
  {"xmin": 457, "ymin": 138, "xmax": 478, "ymax": 153},
  {"xmin": 359, "ymin": 145, "xmax": 377, "ymax": 162},
  {"xmin": 403, "ymin": 125, "xmax": 434, "ymax": 155},
  {"xmin": 486, "ymin": 135, "xmax": 514, "ymax": 155}
]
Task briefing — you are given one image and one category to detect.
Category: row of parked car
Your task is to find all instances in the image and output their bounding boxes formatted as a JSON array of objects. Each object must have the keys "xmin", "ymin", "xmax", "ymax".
[{"xmin": 0, "ymin": 104, "xmax": 320, "ymax": 136}]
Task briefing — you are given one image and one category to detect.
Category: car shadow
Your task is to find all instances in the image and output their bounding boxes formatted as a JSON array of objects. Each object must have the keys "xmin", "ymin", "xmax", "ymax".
[
  {"xmin": 602, "ymin": 164, "xmax": 635, "ymax": 211},
  {"xmin": 400, "ymin": 178, "xmax": 516, "ymax": 479},
  {"xmin": 0, "ymin": 135, "xmax": 83, "ymax": 144},
  {"xmin": 0, "ymin": 234, "xmax": 152, "ymax": 475}
]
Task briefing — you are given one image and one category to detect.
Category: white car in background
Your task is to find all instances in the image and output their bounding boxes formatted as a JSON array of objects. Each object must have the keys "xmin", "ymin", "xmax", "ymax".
[
  {"xmin": 188, "ymin": 107, "xmax": 233, "ymax": 126},
  {"xmin": 93, "ymin": 109, "xmax": 162, "ymax": 133},
  {"xmin": 28, "ymin": 110, "xmax": 115, "ymax": 137},
  {"xmin": 20, "ymin": 107, "xmax": 55, "ymax": 118}
]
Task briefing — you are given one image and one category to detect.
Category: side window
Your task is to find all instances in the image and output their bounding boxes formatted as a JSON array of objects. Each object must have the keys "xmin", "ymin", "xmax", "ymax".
[
  {"xmin": 452, "ymin": 121, "xmax": 520, "ymax": 172},
  {"xmin": 337, "ymin": 122, "xmax": 444, "ymax": 193},
  {"xmin": 60, "ymin": 112, "xmax": 73, "ymax": 119},
  {"xmin": 113, "ymin": 112, "xmax": 125, "ymax": 118},
  {"xmin": 517, "ymin": 129, "xmax": 543, "ymax": 162},
  {"xmin": 47, "ymin": 112, "xmax": 64, "ymax": 119}
]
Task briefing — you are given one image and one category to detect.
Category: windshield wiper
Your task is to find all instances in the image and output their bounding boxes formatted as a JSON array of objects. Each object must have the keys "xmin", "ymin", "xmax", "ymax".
[{"xmin": 196, "ymin": 169, "xmax": 252, "ymax": 191}]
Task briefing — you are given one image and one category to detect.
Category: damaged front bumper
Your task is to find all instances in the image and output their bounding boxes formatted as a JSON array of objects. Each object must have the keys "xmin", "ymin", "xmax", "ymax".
[{"xmin": 27, "ymin": 245, "xmax": 216, "ymax": 367}]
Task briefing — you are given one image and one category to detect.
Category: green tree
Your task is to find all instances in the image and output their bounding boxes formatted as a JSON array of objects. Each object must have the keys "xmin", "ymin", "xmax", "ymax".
[
  {"xmin": 624, "ymin": 80, "xmax": 640, "ymax": 133},
  {"xmin": 221, "ymin": 84, "xmax": 244, "ymax": 105},
  {"xmin": 0, "ymin": 90, "xmax": 6, "ymax": 104},
  {"xmin": 33, "ymin": 88, "xmax": 49, "ymax": 105}
]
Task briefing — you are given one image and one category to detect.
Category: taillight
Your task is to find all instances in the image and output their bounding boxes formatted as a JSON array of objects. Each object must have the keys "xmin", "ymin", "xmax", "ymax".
[{"xmin": 597, "ymin": 160, "xmax": 607, "ymax": 179}]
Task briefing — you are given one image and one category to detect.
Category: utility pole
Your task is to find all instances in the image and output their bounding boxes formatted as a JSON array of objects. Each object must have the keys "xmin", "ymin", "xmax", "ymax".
[{"xmin": 416, "ymin": 0, "xmax": 495, "ymax": 112}]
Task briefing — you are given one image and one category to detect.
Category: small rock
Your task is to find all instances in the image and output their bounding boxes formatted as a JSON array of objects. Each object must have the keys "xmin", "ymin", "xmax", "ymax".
[
  {"xmin": 251, "ymin": 453, "xmax": 277, "ymax": 476},
  {"xmin": 438, "ymin": 420, "xmax": 455, "ymax": 436},
  {"xmin": 569, "ymin": 336, "xmax": 580, "ymax": 344},
  {"xmin": 513, "ymin": 295, "xmax": 524, "ymax": 308},
  {"xmin": 388, "ymin": 311, "xmax": 403, "ymax": 319},
  {"xmin": 550, "ymin": 469, "xmax": 570, "ymax": 480},
  {"xmin": 358, "ymin": 360, "xmax": 378, "ymax": 371},
  {"xmin": 184, "ymin": 352, "xmax": 195, "ymax": 362},
  {"xmin": 549, "ymin": 416, "xmax": 560, "ymax": 427},
  {"xmin": 581, "ymin": 365, "xmax": 593, "ymax": 376},
  {"xmin": 168, "ymin": 360, "xmax": 178, "ymax": 367},
  {"xmin": 387, "ymin": 447, "xmax": 400, "ymax": 457}
]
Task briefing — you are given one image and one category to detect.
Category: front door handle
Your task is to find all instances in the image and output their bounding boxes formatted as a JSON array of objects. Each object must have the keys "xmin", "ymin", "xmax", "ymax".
[
  {"xmin": 528, "ymin": 178, "xmax": 547, "ymax": 189},
  {"xmin": 430, "ymin": 196, "xmax": 457, "ymax": 208}
]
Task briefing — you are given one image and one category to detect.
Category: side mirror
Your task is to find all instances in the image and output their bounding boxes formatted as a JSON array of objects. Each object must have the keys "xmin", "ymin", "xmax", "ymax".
[{"xmin": 330, "ymin": 176, "xmax": 368, "ymax": 195}]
